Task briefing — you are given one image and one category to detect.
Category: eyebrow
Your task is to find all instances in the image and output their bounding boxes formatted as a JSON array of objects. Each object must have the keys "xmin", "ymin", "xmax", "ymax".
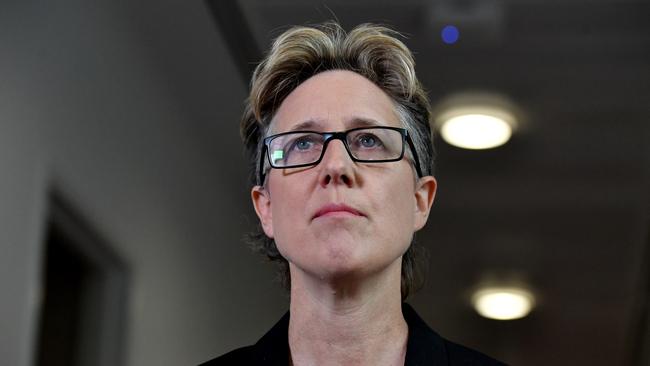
[
  {"xmin": 287, "ymin": 119, "xmax": 322, "ymax": 132},
  {"xmin": 286, "ymin": 117, "xmax": 385, "ymax": 132}
]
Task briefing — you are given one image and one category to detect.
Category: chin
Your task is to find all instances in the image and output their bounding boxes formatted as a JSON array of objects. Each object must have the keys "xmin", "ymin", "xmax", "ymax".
[
  {"xmin": 289, "ymin": 251, "xmax": 366, "ymax": 280},
  {"xmin": 283, "ymin": 236, "xmax": 403, "ymax": 282},
  {"xmin": 317, "ymin": 253, "xmax": 391, "ymax": 282}
]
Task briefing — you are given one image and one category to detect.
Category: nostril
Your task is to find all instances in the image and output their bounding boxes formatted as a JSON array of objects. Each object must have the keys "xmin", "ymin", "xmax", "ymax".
[{"xmin": 322, "ymin": 173, "xmax": 351, "ymax": 187}]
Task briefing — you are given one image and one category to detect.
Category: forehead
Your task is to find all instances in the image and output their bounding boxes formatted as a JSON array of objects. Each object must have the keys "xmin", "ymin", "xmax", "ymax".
[{"xmin": 271, "ymin": 70, "xmax": 399, "ymax": 132}]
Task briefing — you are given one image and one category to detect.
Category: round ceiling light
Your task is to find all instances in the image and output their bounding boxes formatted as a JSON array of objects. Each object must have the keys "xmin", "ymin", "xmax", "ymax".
[
  {"xmin": 434, "ymin": 95, "xmax": 518, "ymax": 150},
  {"xmin": 440, "ymin": 113, "xmax": 513, "ymax": 149},
  {"xmin": 471, "ymin": 287, "xmax": 535, "ymax": 320}
]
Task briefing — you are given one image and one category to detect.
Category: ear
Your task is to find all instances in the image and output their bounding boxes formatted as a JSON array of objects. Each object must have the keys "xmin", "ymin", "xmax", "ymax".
[
  {"xmin": 251, "ymin": 185, "xmax": 274, "ymax": 238},
  {"xmin": 413, "ymin": 176, "xmax": 437, "ymax": 231}
]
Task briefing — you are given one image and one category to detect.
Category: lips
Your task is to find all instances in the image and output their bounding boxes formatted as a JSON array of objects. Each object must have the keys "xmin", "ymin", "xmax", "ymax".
[{"xmin": 313, "ymin": 203, "xmax": 364, "ymax": 219}]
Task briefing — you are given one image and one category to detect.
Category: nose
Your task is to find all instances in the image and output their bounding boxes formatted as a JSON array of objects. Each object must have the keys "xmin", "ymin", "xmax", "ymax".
[{"xmin": 318, "ymin": 139, "xmax": 355, "ymax": 187}]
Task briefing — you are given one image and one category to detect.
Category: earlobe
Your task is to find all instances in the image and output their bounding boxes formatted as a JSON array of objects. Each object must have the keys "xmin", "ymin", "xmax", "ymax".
[
  {"xmin": 413, "ymin": 176, "xmax": 437, "ymax": 231},
  {"xmin": 251, "ymin": 185, "xmax": 274, "ymax": 238}
]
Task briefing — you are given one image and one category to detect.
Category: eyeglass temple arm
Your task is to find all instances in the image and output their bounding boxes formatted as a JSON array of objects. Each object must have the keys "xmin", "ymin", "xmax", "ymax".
[
  {"xmin": 405, "ymin": 135, "xmax": 424, "ymax": 178},
  {"xmin": 258, "ymin": 145, "xmax": 267, "ymax": 186}
]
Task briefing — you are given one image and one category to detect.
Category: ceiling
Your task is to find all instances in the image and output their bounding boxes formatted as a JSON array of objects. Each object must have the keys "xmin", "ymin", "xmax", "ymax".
[{"xmin": 199, "ymin": 1, "xmax": 649, "ymax": 364}]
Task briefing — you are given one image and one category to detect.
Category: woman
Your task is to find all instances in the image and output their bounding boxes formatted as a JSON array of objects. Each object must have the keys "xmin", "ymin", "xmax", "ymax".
[{"xmin": 202, "ymin": 22, "xmax": 504, "ymax": 366}]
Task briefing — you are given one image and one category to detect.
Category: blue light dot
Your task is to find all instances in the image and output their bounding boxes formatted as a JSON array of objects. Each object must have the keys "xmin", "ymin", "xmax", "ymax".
[{"xmin": 441, "ymin": 25, "xmax": 459, "ymax": 44}]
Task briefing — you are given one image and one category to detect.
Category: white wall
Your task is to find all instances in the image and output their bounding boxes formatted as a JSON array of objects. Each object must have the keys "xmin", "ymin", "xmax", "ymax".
[{"xmin": 0, "ymin": 1, "xmax": 287, "ymax": 365}]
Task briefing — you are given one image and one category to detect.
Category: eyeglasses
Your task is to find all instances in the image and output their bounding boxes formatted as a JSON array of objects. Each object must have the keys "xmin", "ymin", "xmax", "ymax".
[{"xmin": 258, "ymin": 126, "xmax": 423, "ymax": 184}]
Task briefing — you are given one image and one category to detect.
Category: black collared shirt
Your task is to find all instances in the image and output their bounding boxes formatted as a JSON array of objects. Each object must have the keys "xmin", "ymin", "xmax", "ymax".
[{"xmin": 200, "ymin": 303, "xmax": 506, "ymax": 365}]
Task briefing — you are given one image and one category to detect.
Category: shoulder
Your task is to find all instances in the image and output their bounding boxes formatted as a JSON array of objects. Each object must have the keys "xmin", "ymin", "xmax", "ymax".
[
  {"xmin": 197, "ymin": 345, "xmax": 255, "ymax": 366},
  {"xmin": 198, "ymin": 310, "xmax": 290, "ymax": 366},
  {"xmin": 402, "ymin": 303, "xmax": 506, "ymax": 365},
  {"xmin": 443, "ymin": 338, "xmax": 507, "ymax": 366}
]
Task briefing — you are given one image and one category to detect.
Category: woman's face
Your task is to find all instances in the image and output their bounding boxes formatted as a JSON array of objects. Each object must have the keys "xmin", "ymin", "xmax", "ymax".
[{"xmin": 252, "ymin": 70, "xmax": 436, "ymax": 282}]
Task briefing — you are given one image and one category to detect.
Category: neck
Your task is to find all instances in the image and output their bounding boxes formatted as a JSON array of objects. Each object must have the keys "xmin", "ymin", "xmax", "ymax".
[{"xmin": 287, "ymin": 259, "xmax": 408, "ymax": 366}]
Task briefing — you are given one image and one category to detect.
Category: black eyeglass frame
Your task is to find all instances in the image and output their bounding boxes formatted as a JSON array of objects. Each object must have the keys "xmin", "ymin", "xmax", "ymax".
[{"xmin": 257, "ymin": 126, "xmax": 424, "ymax": 185}]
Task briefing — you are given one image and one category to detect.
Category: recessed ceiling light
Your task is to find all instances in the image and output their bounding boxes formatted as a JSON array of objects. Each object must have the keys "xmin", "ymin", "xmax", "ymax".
[
  {"xmin": 437, "ymin": 107, "xmax": 516, "ymax": 150},
  {"xmin": 440, "ymin": 113, "xmax": 512, "ymax": 149},
  {"xmin": 433, "ymin": 93, "xmax": 520, "ymax": 150},
  {"xmin": 471, "ymin": 287, "xmax": 535, "ymax": 320}
]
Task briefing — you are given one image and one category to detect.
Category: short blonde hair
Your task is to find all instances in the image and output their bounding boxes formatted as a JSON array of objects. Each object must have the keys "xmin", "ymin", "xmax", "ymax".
[{"xmin": 241, "ymin": 22, "xmax": 435, "ymax": 300}]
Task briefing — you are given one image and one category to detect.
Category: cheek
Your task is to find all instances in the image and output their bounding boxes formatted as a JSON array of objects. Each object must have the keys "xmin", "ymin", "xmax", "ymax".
[
  {"xmin": 373, "ymin": 178, "xmax": 417, "ymax": 243},
  {"xmin": 391, "ymin": 195, "xmax": 417, "ymax": 239},
  {"xmin": 267, "ymin": 174, "xmax": 301, "ymax": 220},
  {"xmin": 267, "ymin": 181, "xmax": 308, "ymax": 256}
]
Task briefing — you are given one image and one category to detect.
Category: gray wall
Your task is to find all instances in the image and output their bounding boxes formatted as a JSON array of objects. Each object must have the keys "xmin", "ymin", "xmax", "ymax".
[{"xmin": 1, "ymin": 1, "xmax": 286, "ymax": 365}]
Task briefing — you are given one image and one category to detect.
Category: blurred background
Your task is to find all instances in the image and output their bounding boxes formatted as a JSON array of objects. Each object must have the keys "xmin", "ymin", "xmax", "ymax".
[{"xmin": 1, "ymin": 0, "xmax": 648, "ymax": 365}]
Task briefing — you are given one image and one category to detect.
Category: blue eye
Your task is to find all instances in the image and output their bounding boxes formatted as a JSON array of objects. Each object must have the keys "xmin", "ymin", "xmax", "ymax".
[
  {"xmin": 357, "ymin": 134, "xmax": 382, "ymax": 148},
  {"xmin": 295, "ymin": 138, "xmax": 313, "ymax": 150},
  {"xmin": 360, "ymin": 135, "xmax": 376, "ymax": 147}
]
